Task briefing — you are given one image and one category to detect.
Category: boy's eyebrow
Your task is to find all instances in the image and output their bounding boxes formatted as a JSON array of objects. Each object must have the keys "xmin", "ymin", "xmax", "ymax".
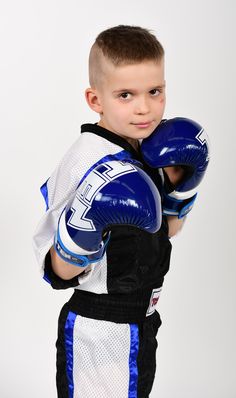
[{"xmin": 112, "ymin": 83, "xmax": 166, "ymax": 94}]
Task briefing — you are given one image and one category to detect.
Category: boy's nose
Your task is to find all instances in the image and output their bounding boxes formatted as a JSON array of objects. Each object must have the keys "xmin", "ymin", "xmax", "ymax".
[{"xmin": 134, "ymin": 97, "xmax": 149, "ymax": 114}]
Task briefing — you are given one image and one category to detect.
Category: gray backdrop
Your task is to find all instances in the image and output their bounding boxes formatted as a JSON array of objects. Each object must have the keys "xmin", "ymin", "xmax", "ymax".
[{"xmin": 0, "ymin": 0, "xmax": 235, "ymax": 396}]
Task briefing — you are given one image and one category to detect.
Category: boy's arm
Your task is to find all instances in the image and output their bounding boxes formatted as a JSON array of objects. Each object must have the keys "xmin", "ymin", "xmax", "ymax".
[
  {"xmin": 50, "ymin": 247, "xmax": 87, "ymax": 280},
  {"xmin": 164, "ymin": 166, "xmax": 185, "ymax": 237},
  {"xmin": 51, "ymin": 160, "xmax": 162, "ymax": 281},
  {"xmin": 166, "ymin": 215, "xmax": 185, "ymax": 237}
]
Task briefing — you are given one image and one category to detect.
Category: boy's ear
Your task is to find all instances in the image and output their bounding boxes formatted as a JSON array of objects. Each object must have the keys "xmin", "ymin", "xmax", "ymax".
[{"xmin": 85, "ymin": 88, "xmax": 103, "ymax": 114}]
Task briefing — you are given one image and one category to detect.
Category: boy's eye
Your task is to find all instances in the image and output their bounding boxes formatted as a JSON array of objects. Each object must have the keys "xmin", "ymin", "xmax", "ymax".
[
  {"xmin": 149, "ymin": 88, "xmax": 161, "ymax": 96},
  {"xmin": 119, "ymin": 92, "xmax": 131, "ymax": 99}
]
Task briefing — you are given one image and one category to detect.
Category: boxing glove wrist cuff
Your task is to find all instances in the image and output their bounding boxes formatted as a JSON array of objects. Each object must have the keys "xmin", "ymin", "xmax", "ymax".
[
  {"xmin": 163, "ymin": 192, "xmax": 197, "ymax": 219},
  {"xmin": 54, "ymin": 209, "xmax": 110, "ymax": 267},
  {"xmin": 54, "ymin": 229, "xmax": 110, "ymax": 267}
]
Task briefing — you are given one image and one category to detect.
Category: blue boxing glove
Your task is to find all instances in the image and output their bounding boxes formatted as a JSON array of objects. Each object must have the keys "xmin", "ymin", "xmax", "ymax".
[
  {"xmin": 54, "ymin": 160, "xmax": 162, "ymax": 267},
  {"xmin": 141, "ymin": 117, "xmax": 210, "ymax": 218}
]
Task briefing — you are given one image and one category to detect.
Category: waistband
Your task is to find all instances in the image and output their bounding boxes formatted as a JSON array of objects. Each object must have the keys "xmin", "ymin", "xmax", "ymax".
[{"xmin": 66, "ymin": 287, "xmax": 162, "ymax": 324}]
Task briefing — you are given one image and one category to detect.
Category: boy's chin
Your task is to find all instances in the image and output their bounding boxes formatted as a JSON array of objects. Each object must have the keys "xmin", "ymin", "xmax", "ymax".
[{"xmin": 132, "ymin": 129, "xmax": 156, "ymax": 140}]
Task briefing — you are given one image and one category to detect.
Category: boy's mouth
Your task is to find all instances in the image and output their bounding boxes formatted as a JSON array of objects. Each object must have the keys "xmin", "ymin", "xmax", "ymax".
[{"xmin": 132, "ymin": 121, "xmax": 153, "ymax": 128}]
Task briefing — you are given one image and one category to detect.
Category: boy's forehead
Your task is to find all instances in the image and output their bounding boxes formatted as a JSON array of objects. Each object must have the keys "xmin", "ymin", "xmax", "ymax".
[{"xmin": 103, "ymin": 58, "xmax": 165, "ymax": 88}]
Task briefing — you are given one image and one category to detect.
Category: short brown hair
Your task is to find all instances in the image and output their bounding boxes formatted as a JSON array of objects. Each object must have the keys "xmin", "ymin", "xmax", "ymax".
[
  {"xmin": 88, "ymin": 25, "xmax": 164, "ymax": 87},
  {"xmin": 95, "ymin": 25, "xmax": 164, "ymax": 65}
]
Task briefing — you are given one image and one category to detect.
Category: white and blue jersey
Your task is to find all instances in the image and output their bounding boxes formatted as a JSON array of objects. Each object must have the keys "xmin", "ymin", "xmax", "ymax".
[{"xmin": 33, "ymin": 123, "xmax": 172, "ymax": 398}]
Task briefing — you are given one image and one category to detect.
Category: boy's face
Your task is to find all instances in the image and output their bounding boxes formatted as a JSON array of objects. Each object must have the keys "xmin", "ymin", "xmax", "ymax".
[{"xmin": 86, "ymin": 59, "xmax": 166, "ymax": 145}]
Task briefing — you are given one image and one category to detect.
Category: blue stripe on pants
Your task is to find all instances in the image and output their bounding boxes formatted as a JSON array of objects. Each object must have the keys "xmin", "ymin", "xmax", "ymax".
[
  {"xmin": 129, "ymin": 324, "xmax": 139, "ymax": 398},
  {"xmin": 64, "ymin": 311, "xmax": 77, "ymax": 398}
]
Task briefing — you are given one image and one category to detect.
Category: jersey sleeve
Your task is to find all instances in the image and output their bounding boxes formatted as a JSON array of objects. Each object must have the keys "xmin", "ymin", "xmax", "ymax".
[{"xmin": 32, "ymin": 136, "xmax": 91, "ymax": 288}]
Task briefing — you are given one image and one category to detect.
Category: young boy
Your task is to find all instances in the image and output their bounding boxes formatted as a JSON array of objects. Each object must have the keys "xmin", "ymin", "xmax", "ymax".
[{"xmin": 33, "ymin": 25, "xmax": 208, "ymax": 398}]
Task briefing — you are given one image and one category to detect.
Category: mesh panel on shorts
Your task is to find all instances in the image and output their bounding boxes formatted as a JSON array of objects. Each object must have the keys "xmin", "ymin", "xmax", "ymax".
[{"xmin": 72, "ymin": 315, "xmax": 133, "ymax": 398}]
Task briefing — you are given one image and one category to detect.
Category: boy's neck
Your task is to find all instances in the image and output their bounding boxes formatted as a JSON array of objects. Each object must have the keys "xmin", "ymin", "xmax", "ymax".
[
  {"xmin": 126, "ymin": 137, "xmax": 139, "ymax": 152},
  {"xmin": 97, "ymin": 120, "xmax": 139, "ymax": 152}
]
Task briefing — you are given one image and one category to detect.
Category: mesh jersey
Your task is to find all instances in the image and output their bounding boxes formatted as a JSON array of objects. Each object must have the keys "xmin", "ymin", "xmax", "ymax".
[{"xmin": 33, "ymin": 124, "xmax": 172, "ymax": 314}]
